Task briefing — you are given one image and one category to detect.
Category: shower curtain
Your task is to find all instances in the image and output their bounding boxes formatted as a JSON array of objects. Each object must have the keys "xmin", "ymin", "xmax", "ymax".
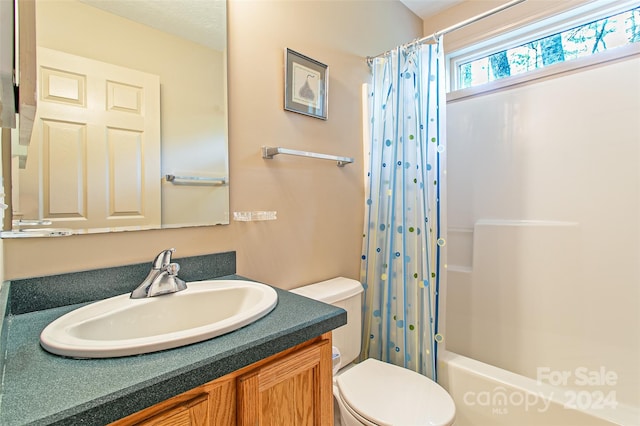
[{"xmin": 360, "ymin": 39, "xmax": 445, "ymax": 380}]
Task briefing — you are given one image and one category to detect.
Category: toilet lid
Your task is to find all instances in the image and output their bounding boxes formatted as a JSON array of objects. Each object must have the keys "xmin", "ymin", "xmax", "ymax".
[{"xmin": 336, "ymin": 358, "xmax": 455, "ymax": 426}]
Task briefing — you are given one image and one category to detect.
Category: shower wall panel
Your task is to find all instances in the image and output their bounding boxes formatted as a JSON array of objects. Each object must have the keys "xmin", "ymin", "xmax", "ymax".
[{"xmin": 444, "ymin": 56, "xmax": 640, "ymax": 409}]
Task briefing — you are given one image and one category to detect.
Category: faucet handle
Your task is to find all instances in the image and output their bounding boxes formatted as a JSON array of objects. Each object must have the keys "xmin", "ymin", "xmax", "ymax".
[
  {"xmin": 149, "ymin": 262, "xmax": 186, "ymax": 296},
  {"xmin": 152, "ymin": 248, "xmax": 176, "ymax": 269},
  {"xmin": 164, "ymin": 262, "xmax": 180, "ymax": 275}
]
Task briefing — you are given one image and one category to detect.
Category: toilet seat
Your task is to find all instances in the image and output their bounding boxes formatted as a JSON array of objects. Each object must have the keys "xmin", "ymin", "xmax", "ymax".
[
  {"xmin": 337, "ymin": 390, "xmax": 378, "ymax": 426},
  {"xmin": 336, "ymin": 358, "xmax": 456, "ymax": 426}
]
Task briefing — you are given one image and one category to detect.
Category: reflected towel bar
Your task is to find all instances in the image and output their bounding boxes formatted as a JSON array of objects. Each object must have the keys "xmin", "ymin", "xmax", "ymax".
[
  {"xmin": 262, "ymin": 146, "xmax": 354, "ymax": 167},
  {"xmin": 165, "ymin": 175, "xmax": 227, "ymax": 185}
]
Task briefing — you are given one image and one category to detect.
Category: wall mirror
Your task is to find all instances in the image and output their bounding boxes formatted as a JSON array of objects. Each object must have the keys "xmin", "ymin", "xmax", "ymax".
[{"xmin": 4, "ymin": 0, "xmax": 229, "ymax": 237}]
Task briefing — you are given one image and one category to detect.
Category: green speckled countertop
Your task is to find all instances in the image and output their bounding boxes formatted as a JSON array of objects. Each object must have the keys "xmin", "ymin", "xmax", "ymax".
[{"xmin": 0, "ymin": 252, "xmax": 346, "ymax": 426}]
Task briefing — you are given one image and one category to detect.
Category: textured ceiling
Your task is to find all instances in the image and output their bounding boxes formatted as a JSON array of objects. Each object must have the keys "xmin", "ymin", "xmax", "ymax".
[
  {"xmin": 79, "ymin": 0, "xmax": 226, "ymax": 51},
  {"xmin": 399, "ymin": 0, "xmax": 465, "ymax": 19}
]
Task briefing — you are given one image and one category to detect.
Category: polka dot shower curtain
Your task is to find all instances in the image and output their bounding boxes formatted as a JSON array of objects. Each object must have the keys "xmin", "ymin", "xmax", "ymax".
[{"xmin": 360, "ymin": 39, "xmax": 446, "ymax": 380}]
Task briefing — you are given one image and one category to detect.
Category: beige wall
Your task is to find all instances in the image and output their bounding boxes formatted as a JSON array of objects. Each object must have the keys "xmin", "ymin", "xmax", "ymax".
[{"xmin": 3, "ymin": 0, "xmax": 422, "ymax": 289}]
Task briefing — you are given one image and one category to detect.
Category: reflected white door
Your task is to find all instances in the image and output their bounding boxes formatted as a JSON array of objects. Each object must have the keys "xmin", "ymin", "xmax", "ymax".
[{"xmin": 18, "ymin": 47, "xmax": 161, "ymax": 231}]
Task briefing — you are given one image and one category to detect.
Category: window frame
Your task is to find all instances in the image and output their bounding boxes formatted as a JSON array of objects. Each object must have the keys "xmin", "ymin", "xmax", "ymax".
[{"xmin": 446, "ymin": 0, "xmax": 640, "ymax": 100}]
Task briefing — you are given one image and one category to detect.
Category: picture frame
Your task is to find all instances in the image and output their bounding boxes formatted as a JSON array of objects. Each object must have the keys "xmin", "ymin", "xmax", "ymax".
[{"xmin": 284, "ymin": 48, "xmax": 328, "ymax": 120}]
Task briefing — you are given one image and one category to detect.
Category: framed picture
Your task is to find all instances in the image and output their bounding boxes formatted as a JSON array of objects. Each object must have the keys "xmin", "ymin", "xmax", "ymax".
[{"xmin": 284, "ymin": 48, "xmax": 328, "ymax": 120}]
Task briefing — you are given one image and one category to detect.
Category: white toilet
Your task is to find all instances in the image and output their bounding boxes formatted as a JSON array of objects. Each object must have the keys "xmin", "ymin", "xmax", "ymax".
[{"xmin": 291, "ymin": 277, "xmax": 456, "ymax": 426}]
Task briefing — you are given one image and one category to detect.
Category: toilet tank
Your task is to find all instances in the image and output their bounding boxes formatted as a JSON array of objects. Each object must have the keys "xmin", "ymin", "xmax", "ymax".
[{"xmin": 290, "ymin": 277, "xmax": 363, "ymax": 366}]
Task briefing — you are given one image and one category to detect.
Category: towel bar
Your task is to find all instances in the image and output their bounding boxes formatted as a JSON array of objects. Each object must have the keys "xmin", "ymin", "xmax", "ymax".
[
  {"xmin": 165, "ymin": 175, "xmax": 227, "ymax": 185},
  {"xmin": 262, "ymin": 146, "xmax": 354, "ymax": 167}
]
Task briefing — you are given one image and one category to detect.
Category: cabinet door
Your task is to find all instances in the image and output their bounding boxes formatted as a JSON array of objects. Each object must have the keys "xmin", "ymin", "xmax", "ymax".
[
  {"xmin": 137, "ymin": 393, "xmax": 208, "ymax": 426},
  {"xmin": 237, "ymin": 340, "xmax": 333, "ymax": 426},
  {"xmin": 111, "ymin": 378, "xmax": 235, "ymax": 426}
]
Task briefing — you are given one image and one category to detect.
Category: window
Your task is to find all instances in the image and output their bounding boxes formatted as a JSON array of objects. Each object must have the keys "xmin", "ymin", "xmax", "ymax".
[{"xmin": 449, "ymin": 1, "xmax": 640, "ymax": 93}]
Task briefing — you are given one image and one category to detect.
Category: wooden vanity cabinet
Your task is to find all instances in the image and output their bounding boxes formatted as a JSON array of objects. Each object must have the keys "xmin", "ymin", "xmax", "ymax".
[{"xmin": 111, "ymin": 333, "xmax": 333, "ymax": 426}]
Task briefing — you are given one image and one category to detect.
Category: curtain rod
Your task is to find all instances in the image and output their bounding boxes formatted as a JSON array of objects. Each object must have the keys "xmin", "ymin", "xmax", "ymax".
[{"xmin": 366, "ymin": 0, "xmax": 527, "ymax": 65}]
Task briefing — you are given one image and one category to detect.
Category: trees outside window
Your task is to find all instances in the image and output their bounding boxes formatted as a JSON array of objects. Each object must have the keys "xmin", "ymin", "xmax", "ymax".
[{"xmin": 458, "ymin": 6, "xmax": 640, "ymax": 90}]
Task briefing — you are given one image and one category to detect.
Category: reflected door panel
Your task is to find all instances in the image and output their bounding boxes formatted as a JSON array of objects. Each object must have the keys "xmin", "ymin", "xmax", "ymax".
[{"xmin": 17, "ymin": 47, "xmax": 161, "ymax": 231}]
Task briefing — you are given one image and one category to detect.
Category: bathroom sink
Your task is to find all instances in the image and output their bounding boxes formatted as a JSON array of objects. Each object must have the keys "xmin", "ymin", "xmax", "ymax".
[{"xmin": 40, "ymin": 280, "xmax": 278, "ymax": 358}]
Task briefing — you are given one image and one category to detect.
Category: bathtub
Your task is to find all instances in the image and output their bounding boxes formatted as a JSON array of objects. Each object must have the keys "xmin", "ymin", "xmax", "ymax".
[{"xmin": 437, "ymin": 350, "xmax": 638, "ymax": 426}]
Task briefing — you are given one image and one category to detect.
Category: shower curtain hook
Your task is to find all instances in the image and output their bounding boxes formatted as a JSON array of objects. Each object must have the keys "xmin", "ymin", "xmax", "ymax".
[{"xmin": 366, "ymin": 56, "xmax": 374, "ymax": 68}]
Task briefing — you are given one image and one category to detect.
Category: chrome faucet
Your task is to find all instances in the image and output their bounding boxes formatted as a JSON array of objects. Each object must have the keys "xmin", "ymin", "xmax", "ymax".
[{"xmin": 130, "ymin": 248, "xmax": 187, "ymax": 299}]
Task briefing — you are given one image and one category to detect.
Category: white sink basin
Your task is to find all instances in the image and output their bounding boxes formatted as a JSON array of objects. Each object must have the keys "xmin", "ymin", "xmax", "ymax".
[{"xmin": 40, "ymin": 280, "xmax": 278, "ymax": 358}]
